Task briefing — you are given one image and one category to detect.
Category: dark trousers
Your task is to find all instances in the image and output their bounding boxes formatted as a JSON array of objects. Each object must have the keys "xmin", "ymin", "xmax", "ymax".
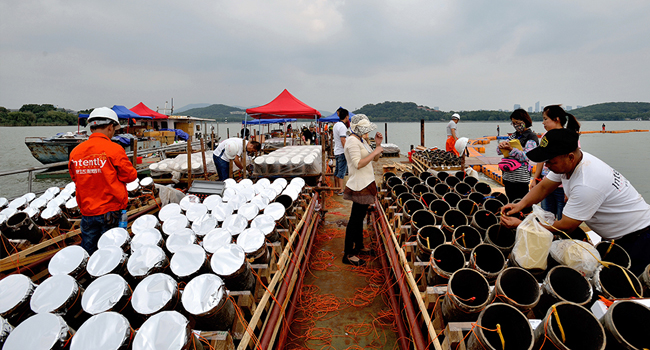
[
  {"xmin": 617, "ymin": 225, "xmax": 650, "ymax": 275},
  {"xmin": 345, "ymin": 202, "xmax": 369, "ymax": 255},
  {"xmin": 503, "ymin": 180, "xmax": 529, "ymax": 203},
  {"xmin": 80, "ymin": 211, "xmax": 119, "ymax": 254}
]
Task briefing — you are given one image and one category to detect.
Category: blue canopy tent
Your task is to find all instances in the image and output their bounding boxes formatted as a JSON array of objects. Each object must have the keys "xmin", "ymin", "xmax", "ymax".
[
  {"xmin": 241, "ymin": 118, "xmax": 297, "ymax": 125},
  {"xmin": 78, "ymin": 105, "xmax": 153, "ymax": 120},
  {"xmin": 318, "ymin": 108, "xmax": 354, "ymax": 123}
]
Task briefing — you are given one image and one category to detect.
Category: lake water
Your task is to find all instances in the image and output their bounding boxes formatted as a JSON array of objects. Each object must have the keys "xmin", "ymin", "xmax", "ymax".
[{"xmin": 1, "ymin": 120, "xmax": 649, "ymax": 200}]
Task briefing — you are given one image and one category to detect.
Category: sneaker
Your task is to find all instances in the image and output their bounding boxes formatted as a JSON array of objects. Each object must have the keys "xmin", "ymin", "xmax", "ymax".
[
  {"xmin": 342, "ymin": 254, "xmax": 365, "ymax": 266},
  {"xmin": 337, "ymin": 191, "xmax": 344, "ymax": 196},
  {"xmin": 358, "ymin": 247, "xmax": 375, "ymax": 256}
]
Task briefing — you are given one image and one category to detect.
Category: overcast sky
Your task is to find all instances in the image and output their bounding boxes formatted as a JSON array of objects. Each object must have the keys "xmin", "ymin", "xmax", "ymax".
[{"xmin": 1, "ymin": 0, "xmax": 649, "ymax": 113}]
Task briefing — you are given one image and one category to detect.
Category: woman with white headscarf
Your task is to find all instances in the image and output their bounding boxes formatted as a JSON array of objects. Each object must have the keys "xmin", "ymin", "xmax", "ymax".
[{"xmin": 342, "ymin": 114, "xmax": 383, "ymax": 266}]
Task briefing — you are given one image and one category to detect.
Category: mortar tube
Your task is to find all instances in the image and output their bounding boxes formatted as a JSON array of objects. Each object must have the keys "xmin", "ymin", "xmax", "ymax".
[
  {"xmin": 442, "ymin": 192, "xmax": 461, "ymax": 209},
  {"xmin": 402, "ymin": 199, "xmax": 425, "ymax": 220},
  {"xmin": 416, "ymin": 225, "xmax": 445, "ymax": 262},
  {"xmin": 372, "ymin": 199, "xmax": 428, "ymax": 349},
  {"xmin": 445, "ymin": 175, "xmax": 460, "ymax": 188},
  {"xmin": 436, "ymin": 171, "xmax": 449, "ymax": 182},
  {"xmin": 452, "ymin": 225, "xmax": 483, "ymax": 256},
  {"xmin": 441, "ymin": 209, "xmax": 467, "ymax": 242},
  {"xmin": 467, "ymin": 192, "xmax": 485, "ymax": 205},
  {"xmin": 411, "ymin": 184, "xmax": 429, "ymax": 197},
  {"xmin": 473, "ymin": 182, "xmax": 491, "ymax": 196},
  {"xmin": 492, "ymin": 267, "xmax": 541, "ymax": 312},
  {"xmin": 485, "ymin": 223, "xmax": 516, "ymax": 256},
  {"xmin": 401, "ymin": 171, "xmax": 415, "ymax": 181},
  {"xmin": 433, "ymin": 183, "xmax": 450, "ymax": 199},
  {"xmin": 425, "ymin": 176, "xmax": 440, "ymax": 191},
  {"xmin": 595, "ymin": 241, "xmax": 631, "ymax": 270},
  {"xmin": 419, "ymin": 171, "xmax": 432, "ymax": 182},
  {"xmin": 463, "ymin": 176, "xmax": 478, "ymax": 188},
  {"xmin": 640, "ymin": 263, "xmax": 650, "ymax": 296},
  {"xmin": 411, "ymin": 209, "xmax": 437, "ymax": 240},
  {"xmin": 419, "ymin": 193, "xmax": 437, "ymax": 209},
  {"xmin": 406, "ymin": 176, "xmax": 422, "ymax": 189},
  {"xmin": 482, "ymin": 198, "xmax": 504, "ymax": 215},
  {"xmin": 454, "ymin": 182, "xmax": 472, "ymax": 199},
  {"xmin": 536, "ymin": 266, "xmax": 593, "ymax": 317},
  {"xmin": 592, "ymin": 265, "xmax": 643, "ymax": 300},
  {"xmin": 533, "ymin": 301, "xmax": 606, "ymax": 350},
  {"xmin": 457, "ymin": 199, "xmax": 478, "ymax": 217},
  {"xmin": 428, "ymin": 243, "xmax": 466, "ymax": 286},
  {"xmin": 441, "ymin": 268, "xmax": 491, "ymax": 322},
  {"xmin": 469, "ymin": 244, "xmax": 506, "ymax": 283},
  {"xmin": 466, "ymin": 303, "xmax": 534, "ymax": 350},
  {"xmin": 471, "ymin": 210, "xmax": 498, "ymax": 238},
  {"xmin": 258, "ymin": 193, "xmax": 319, "ymax": 349},
  {"xmin": 600, "ymin": 300, "xmax": 650, "ymax": 350}
]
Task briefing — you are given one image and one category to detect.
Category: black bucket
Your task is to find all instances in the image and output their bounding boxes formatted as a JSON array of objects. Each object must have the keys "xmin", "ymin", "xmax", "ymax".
[
  {"xmin": 429, "ymin": 199, "xmax": 451, "ymax": 224},
  {"xmin": 411, "ymin": 209, "xmax": 437, "ymax": 237},
  {"xmin": 445, "ymin": 175, "xmax": 461, "ymax": 188},
  {"xmin": 427, "ymin": 244, "xmax": 467, "ymax": 286},
  {"xmin": 463, "ymin": 176, "xmax": 479, "ymax": 188},
  {"xmin": 457, "ymin": 199, "xmax": 479, "ymax": 217},
  {"xmin": 473, "ymin": 182, "xmax": 492, "ymax": 196},
  {"xmin": 411, "ymin": 184, "xmax": 429, "ymax": 197},
  {"xmin": 405, "ymin": 176, "xmax": 422, "ymax": 189},
  {"xmin": 600, "ymin": 300, "xmax": 650, "ymax": 350},
  {"xmin": 425, "ymin": 176, "xmax": 440, "ymax": 191},
  {"xmin": 536, "ymin": 266, "xmax": 593, "ymax": 317},
  {"xmin": 471, "ymin": 210, "xmax": 498, "ymax": 237},
  {"xmin": 482, "ymin": 198, "xmax": 504, "ymax": 215},
  {"xmin": 436, "ymin": 171, "xmax": 449, "ymax": 182},
  {"xmin": 5, "ymin": 212, "xmax": 42, "ymax": 244},
  {"xmin": 441, "ymin": 210, "xmax": 468, "ymax": 242},
  {"xmin": 402, "ymin": 199, "xmax": 425, "ymax": 219},
  {"xmin": 485, "ymin": 224, "xmax": 516, "ymax": 256},
  {"xmin": 469, "ymin": 244, "xmax": 506, "ymax": 283},
  {"xmin": 533, "ymin": 301, "xmax": 606, "ymax": 350},
  {"xmin": 467, "ymin": 192, "xmax": 486, "ymax": 205},
  {"xmin": 490, "ymin": 191, "xmax": 509, "ymax": 205},
  {"xmin": 443, "ymin": 192, "xmax": 461, "ymax": 209},
  {"xmin": 433, "ymin": 183, "xmax": 450, "ymax": 198},
  {"xmin": 419, "ymin": 193, "xmax": 437, "ymax": 208},
  {"xmin": 416, "ymin": 226, "xmax": 445, "ymax": 262},
  {"xmin": 40, "ymin": 207, "xmax": 72, "ymax": 231},
  {"xmin": 452, "ymin": 225, "xmax": 483, "ymax": 256},
  {"xmin": 592, "ymin": 265, "xmax": 643, "ymax": 300},
  {"xmin": 454, "ymin": 182, "xmax": 472, "ymax": 198},
  {"xmin": 401, "ymin": 171, "xmax": 415, "ymax": 181},
  {"xmin": 386, "ymin": 176, "xmax": 403, "ymax": 190},
  {"xmin": 419, "ymin": 171, "xmax": 432, "ymax": 181},
  {"xmin": 210, "ymin": 244, "xmax": 256, "ymax": 293},
  {"xmin": 467, "ymin": 303, "xmax": 534, "ymax": 350},
  {"xmin": 391, "ymin": 184, "xmax": 409, "ymax": 199},
  {"xmin": 442, "ymin": 268, "xmax": 491, "ymax": 322},
  {"xmin": 595, "ymin": 241, "xmax": 631, "ymax": 269},
  {"xmin": 493, "ymin": 267, "xmax": 541, "ymax": 312}
]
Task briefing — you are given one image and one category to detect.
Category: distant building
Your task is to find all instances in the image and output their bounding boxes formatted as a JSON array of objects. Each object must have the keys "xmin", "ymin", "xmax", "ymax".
[
  {"xmin": 528, "ymin": 107, "xmax": 533, "ymax": 113},
  {"xmin": 576, "ymin": 105, "xmax": 583, "ymax": 109},
  {"xmin": 566, "ymin": 106, "xmax": 572, "ymax": 111},
  {"xmin": 498, "ymin": 109, "xmax": 503, "ymax": 112},
  {"xmin": 514, "ymin": 104, "xmax": 521, "ymax": 110},
  {"xmin": 434, "ymin": 106, "xmax": 439, "ymax": 111},
  {"xmin": 535, "ymin": 101, "xmax": 540, "ymax": 113},
  {"xmin": 230, "ymin": 111, "xmax": 246, "ymax": 115}
]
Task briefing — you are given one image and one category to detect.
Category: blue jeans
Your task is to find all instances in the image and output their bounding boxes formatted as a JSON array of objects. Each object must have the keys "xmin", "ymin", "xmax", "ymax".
[
  {"xmin": 541, "ymin": 187, "xmax": 565, "ymax": 220},
  {"xmin": 213, "ymin": 154, "xmax": 230, "ymax": 181},
  {"xmin": 335, "ymin": 154, "xmax": 347, "ymax": 179},
  {"xmin": 80, "ymin": 211, "xmax": 119, "ymax": 254}
]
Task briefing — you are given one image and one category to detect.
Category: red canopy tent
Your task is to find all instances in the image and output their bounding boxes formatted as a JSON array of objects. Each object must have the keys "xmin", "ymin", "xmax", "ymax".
[
  {"xmin": 130, "ymin": 102, "xmax": 169, "ymax": 119},
  {"xmin": 246, "ymin": 89, "xmax": 321, "ymax": 119}
]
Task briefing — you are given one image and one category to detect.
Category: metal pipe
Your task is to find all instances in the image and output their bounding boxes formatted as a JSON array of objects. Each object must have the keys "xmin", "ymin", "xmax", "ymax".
[
  {"xmin": 373, "ymin": 213, "xmax": 411, "ymax": 350},
  {"xmin": 373, "ymin": 206, "xmax": 428, "ymax": 349},
  {"xmin": 275, "ymin": 211, "xmax": 321, "ymax": 349},
  {"xmin": 258, "ymin": 193, "xmax": 319, "ymax": 349}
]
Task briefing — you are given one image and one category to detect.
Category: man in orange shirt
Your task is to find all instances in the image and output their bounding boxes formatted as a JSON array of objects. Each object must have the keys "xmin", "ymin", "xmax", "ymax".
[{"xmin": 69, "ymin": 107, "xmax": 137, "ymax": 253}]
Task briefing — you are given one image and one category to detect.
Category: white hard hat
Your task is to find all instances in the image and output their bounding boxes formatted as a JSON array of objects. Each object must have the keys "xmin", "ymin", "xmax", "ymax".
[
  {"xmin": 225, "ymin": 140, "xmax": 240, "ymax": 159},
  {"xmin": 88, "ymin": 107, "xmax": 120, "ymax": 129},
  {"xmin": 452, "ymin": 113, "xmax": 461, "ymax": 120},
  {"xmin": 455, "ymin": 137, "xmax": 469, "ymax": 155}
]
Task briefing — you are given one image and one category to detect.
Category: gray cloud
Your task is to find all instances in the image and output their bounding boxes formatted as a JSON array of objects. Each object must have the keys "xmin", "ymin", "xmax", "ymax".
[{"xmin": 1, "ymin": 0, "xmax": 648, "ymax": 112}]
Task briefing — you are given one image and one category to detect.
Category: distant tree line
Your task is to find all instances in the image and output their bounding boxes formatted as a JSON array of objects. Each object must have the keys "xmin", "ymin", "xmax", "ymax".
[{"xmin": 0, "ymin": 104, "xmax": 78, "ymax": 126}]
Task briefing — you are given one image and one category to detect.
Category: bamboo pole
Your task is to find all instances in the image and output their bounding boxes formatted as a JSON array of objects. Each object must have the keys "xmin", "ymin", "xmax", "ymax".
[
  {"xmin": 187, "ymin": 141, "xmax": 193, "ymax": 188},
  {"xmin": 200, "ymin": 139, "xmax": 208, "ymax": 180}
]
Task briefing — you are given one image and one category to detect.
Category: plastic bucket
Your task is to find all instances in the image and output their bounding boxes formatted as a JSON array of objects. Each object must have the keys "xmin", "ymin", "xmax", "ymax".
[
  {"xmin": 533, "ymin": 302, "xmax": 605, "ymax": 350},
  {"xmin": 471, "ymin": 210, "xmax": 498, "ymax": 237},
  {"xmin": 411, "ymin": 209, "xmax": 437, "ymax": 237},
  {"xmin": 600, "ymin": 300, "xmax": 650, "ymax": 350},
  {"xmin": 467, "ymin": 303, "xmax": 534, "ymax": 350},
  {"xmin": 536, "ymin": 266, "xmax": 593, "ymax": 316},
  {"xmin": 443, "ymin": 192, "xmax": 461, "ymax": 209},
  {"xmin": 416, "ymin": 225, "xmax": 445, "ymax": 262},
  {"xmin": 493, "ymin": 267, "xmax": 540, "ymax": 312},
  {"xmin": 452, "ymin": 225, "xmax": 482, "ymax": 256},
  {"xmin": 454, "ymin": 182, "xmax": 472, "ymax": 198},
  {"xmin": 427, "ymin": 244, "xmax": 466, "ymax": 286},
  {"xmin": 433, "ymin": 183, "xmax": 450, "ymax": 198},
  {"xmin": 485, "ymin": 224, "xmax": 516, "ymax": 256},
  {"xmin": 473, "ymin": 182, "xmax": 492, "ymax": 196},
  {"xmin": 469, "ymin": 243, "xmax": 506, "ymax": 283},
  {"xmin": 595, "ymin": 241, "xmax": 631, "ymax": 270},
  {"xmin": 441, "ymin": 210, "xmax": 467, "ymax": 242},
  {"xmin": 592, "ymin": 265, "xmax": 643, "ymax": 300},
  {"xmin": 442, "ymin": 268, "xmax": 491, "ymax": 322},
  {"xmin": 457, "ymin": 199, "xmax": 479, "ymax": 217}
]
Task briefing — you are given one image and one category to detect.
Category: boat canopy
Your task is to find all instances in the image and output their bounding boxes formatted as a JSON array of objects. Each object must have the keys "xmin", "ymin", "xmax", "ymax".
[
  {"xmin": 241, "ymin": 118, "xmax": 297, "ymax": 125},
  {"xmin": 246, "ymin": 89, "xmax": 321, "ymax": 119},
  {"xmin": 78, "ymin": 105, "xmax": 152, "ymax": 119},
  {"xmin": 130, "ymin": 102, "xmax": 169, "ymax": 119},
  {"xmin": 319, "ymin": 107, "xmax": 355, "ymax": 123}
]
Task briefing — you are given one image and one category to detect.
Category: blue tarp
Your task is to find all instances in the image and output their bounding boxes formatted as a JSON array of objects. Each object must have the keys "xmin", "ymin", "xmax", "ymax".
[
  {"xmin": 78, "ymin": 105, "xmax": 152, "ymax": 119},
  {"xmin": 160, "ymin": 128, "xmax": 189, "ymax": 141},
  {"xmin": 241, "ymin": 118, "xmax": 297, "ymax": 125},
  {"xmin": 319, "ymin": 107, "xmax": 355, "ymax": 123}
]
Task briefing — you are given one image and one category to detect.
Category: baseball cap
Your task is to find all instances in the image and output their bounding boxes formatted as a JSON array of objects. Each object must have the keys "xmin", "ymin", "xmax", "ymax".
[{"xmin": 526, "ymin": 128, "xmax": 579, "ymax": 162}]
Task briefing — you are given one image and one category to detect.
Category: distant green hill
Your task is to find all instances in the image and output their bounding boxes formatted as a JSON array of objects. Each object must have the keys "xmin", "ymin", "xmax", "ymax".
[
  {"xmin": 181, "ymin": 104, "xmax": 247, "ymax": 121},
  {"xmin": 570, "ymin": 102, "xmax": 650, "ymax": 121}
]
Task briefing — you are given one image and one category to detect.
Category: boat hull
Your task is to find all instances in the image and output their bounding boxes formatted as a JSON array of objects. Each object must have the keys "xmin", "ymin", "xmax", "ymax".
[{"xmin": 25, "ymin": 138, "xmax": 83, "ymax": 164}]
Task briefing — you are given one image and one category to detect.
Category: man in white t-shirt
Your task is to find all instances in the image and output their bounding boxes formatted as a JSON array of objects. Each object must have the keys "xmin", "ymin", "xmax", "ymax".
[
  {"xmin": 333, "ymin": 109, "xmax": 350, "ymax": 195},
  {"xmin": 212, "ymin": 137, "xmax": 261, "ymax": 180},
  {"xmin": 502, "ymin": 128, "xmax": 650, "ymax": 274}
]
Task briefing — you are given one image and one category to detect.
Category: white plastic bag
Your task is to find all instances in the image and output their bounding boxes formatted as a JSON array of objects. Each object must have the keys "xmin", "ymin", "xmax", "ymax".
[
  {"xmin": 549, "ymin": 240, "xmax": 601, "ymax": 278},
  {"xmin": 511, "ymin": 205, "xmax": 555, "ymax": 269}
]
